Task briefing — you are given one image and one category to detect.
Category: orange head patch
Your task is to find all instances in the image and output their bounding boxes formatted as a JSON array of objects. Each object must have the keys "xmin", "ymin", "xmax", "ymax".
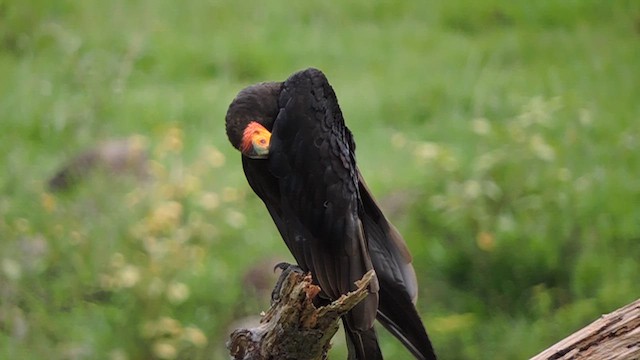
[{"xmin": 241, "ymin": 121, "xmax": 272, "ymax": 158}]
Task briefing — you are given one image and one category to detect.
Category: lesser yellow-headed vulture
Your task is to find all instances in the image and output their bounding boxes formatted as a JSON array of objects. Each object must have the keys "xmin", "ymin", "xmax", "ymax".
[{"xmin": 225, "ymin": 68, "xmax": 437, "ymax": 360}]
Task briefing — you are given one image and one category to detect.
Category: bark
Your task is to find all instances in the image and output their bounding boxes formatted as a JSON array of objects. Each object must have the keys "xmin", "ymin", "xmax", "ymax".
[{"xmin": 530, "ymin": 298, "xmax": 640, "ymax": 360}]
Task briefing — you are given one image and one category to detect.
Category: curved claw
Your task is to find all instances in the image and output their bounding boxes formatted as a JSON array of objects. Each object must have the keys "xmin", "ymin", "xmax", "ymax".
[
  {"xmin": 273, "ymin": 261, "xmax": 303, "ymax": 274},
  {"xmin": 271, "ymin": 262, "xmax": 304, "ymax": 304},
  {"xmin": 273, "ymin": 261, "xmax": 291, "ymax": 273}
]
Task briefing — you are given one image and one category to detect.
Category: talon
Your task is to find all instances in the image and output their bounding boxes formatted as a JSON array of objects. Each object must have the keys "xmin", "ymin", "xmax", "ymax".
[
  {"xmin": 270, "ymin": 262, "xmax": 303, "ymax": 304},
  {"xmin": 273, "ymin": 261, "xmax": 292, "ymax": 273},
  {"xmin": 273, "ymin": 261, "xmax": 303, "ymax": 274}
]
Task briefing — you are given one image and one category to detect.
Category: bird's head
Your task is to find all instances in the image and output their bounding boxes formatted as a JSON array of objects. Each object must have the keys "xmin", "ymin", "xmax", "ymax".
[{"xmin": 225, "ymin": 82, "xmax": 282, "ymax": 159}]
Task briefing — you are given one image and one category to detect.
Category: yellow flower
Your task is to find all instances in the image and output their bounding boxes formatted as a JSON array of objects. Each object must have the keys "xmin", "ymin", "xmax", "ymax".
[
  {"xmin": 183, "ymin": 175, "xmax": 201, "ymax": 194},
  {"xmin": 41, "ymin": 192, "xmax": 56, "ymax": 213},
  {"xmin": 147, "ymin": 201, "xmax": 183, "ymax": 233},
  {"xmin": 166, "ymin": 282, "xmax": 190, "ymax": 304},
  {"xmin": 118, "ymin": 265, "xmax": 141, "ymax": 288},
  {"xmin": 152, "ymin": 341, "xmax": 177, "ymax": 360},
  {"xmin": 476, "ymin": 231, "xmax": 495, "ymax": 252},
  {"xmin": 200, "ymin": 192, "xmax": 220, "ymax": 211},
  {"xmin": 157, "ymin": 317, "xmax": 182, "ymax": 337},
  {"xmin": 183, "ymin": 326, "xmax": 208, "ymax": 348},
  {"xmin": 162, "ymin": 127, "xmax": 183, "ymax": 153},
  {"xmin": 205, "ymin": 146, "xmax": 225, "ymax": 168},
  {"xmin": 128, "ymin": 134, "xmax": 148, "ymax": 153}
]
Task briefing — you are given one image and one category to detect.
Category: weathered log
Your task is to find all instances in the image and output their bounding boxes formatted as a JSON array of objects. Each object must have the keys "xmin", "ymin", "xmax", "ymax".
[
  {"xmin": 48, "ymin": 136, "xmax": 149, "ymax": 191},
  {"xmin": 227, "ymin": 269, "xmax": 376, "ymax": 360},
  {"xmin": 531, "ymin": 298, "xmax": 640, "ymax": 360}
]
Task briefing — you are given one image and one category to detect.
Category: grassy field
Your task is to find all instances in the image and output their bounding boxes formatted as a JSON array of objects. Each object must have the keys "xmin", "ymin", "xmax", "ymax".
[{"xmin": 1, "ymin": 0, "xmax": 639, "ymax": 359}]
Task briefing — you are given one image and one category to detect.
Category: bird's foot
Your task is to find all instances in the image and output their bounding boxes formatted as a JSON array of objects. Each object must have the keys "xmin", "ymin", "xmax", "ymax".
[{"xmin": 271, "ymin": 262, "xmax": 304, "ymax": 304}]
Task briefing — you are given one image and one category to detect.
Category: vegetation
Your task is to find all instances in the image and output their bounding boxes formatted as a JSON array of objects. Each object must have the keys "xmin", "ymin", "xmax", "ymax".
[{"xmin": 1, "ymin": 0, "xmax": 639, "ymax": 359}]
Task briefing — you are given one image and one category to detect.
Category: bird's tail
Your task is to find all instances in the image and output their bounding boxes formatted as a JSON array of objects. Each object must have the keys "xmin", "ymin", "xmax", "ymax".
[
  {"xmin": 343, "ymin": 318, "xmax": 383, "ymax": 360},
  {"xmin": 377, "ymin": 285, "xmax": 437, "ymax": 360}
]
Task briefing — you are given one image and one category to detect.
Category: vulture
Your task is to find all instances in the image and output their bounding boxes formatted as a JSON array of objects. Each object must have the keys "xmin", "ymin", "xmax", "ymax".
[{"xmin": 225, "ymin": 68, "xmax": 437, "ymax": 360}]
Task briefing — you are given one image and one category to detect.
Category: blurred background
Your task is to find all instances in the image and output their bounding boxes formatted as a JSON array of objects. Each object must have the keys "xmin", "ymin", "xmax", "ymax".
[{"xmin": 1, "ymin": 0, "xmax": 639, "ymax": 359}]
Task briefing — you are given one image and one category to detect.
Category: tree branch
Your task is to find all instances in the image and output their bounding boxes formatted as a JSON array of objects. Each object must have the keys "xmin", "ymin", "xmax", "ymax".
[{"xmin": 227, "ymin": 269, "xmax": 376, "ymax": 360}]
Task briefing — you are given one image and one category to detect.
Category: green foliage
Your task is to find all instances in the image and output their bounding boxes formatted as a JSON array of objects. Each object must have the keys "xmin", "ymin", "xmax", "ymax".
[{"xmin": 1, "ymin": 0, "xmax": 639, "ymax": 359}]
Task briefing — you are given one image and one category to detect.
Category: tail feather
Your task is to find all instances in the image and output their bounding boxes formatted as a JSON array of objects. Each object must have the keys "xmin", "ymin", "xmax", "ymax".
[
  {"xmin": 377, "ymin": 285, "xmax": 437, "ymax": 360},
  {"xmin": 343, "ymin": 319, "xmax": 383, "ymax": 360}
]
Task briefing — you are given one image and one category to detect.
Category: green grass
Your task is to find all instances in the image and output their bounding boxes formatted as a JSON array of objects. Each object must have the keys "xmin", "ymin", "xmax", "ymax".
[{"xmin": 1, "ymin": 0, "xmax": 639, "ymax": 359}]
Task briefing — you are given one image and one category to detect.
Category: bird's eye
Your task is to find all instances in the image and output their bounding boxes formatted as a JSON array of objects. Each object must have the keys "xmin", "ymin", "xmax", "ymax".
[{"xmin": 259, "ymin": 139, "xmax": 267, "ymax": 145}]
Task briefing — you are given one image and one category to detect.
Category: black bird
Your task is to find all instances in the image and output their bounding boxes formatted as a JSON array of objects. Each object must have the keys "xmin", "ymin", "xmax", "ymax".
[{"xmin": 225, "ymin": 68, "xmax": 437, "ymax": 360}]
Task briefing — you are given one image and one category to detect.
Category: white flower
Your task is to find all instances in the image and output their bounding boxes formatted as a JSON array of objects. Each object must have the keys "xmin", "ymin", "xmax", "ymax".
[
  {"xmin": 463, "ymin": 180, "xmax": 482, "ymax": 199},
  {"xmin": 2, "ymin": 258, "xmax": 21, "ymax": 280},
  {"xmin": 530, "ymin": 134, "xmax": 555, "ymax": 161},
  {"xmin": 414, "ymin": 142, "xmax": 440, "ymax": 161},
  {"xmin": 225, "ymin": 210, "xmax": 246, "ymax": 229}
]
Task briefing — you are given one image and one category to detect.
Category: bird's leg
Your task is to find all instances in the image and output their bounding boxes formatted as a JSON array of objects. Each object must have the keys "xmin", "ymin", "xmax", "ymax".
[{"xmin": 271, "ymin": 262, "xmax": 304, "ymax": 304}]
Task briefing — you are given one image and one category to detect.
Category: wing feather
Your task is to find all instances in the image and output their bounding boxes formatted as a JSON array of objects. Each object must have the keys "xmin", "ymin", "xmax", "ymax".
[{"xmin": 268, "ymin": 68, "xmax": 378, "ymax": 330}]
